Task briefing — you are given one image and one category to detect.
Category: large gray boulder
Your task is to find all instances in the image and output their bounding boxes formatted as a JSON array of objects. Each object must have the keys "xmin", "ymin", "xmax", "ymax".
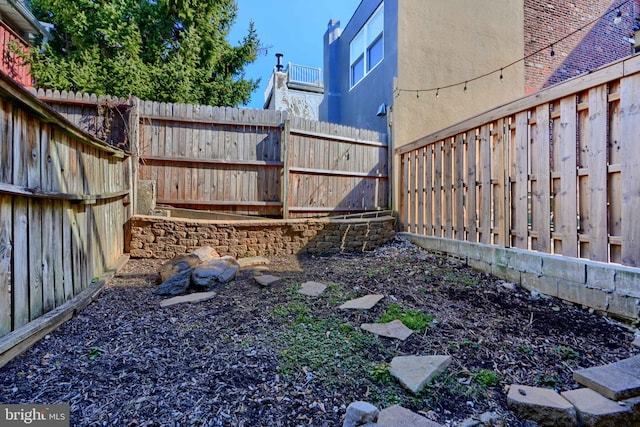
[
  {"xmin": 155, "ymin": 268, "xmax": 194, "ymax": 295},
  {"xmin": 191, "ymin": 256, "xmax": 240, "ymax": 289},
  {"xmin": 158, "ymin": 254, "xmax": 202, "ymax": 282}
]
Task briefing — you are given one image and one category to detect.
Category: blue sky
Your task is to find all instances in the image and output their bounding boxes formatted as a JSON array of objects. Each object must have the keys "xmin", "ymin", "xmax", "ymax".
[{"xmin": 229, "ymin": 0, "xmax": 361, "ymax": 109}]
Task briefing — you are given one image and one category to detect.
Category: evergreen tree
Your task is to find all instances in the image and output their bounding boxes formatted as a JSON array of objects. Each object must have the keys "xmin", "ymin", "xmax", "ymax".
[{"xmin": 28, "ymin": 0, "xmax": 260, "ymax": 106}]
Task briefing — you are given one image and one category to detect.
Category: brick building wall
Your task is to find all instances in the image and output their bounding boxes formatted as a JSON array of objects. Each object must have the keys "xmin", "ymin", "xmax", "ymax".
[
  {"xmin": 127, "ymin": 215, "xmax": 396, "ymax": 259},
  {"xmin": 524, "ymin": 0, "xmax": 639, "ymax": 94}
]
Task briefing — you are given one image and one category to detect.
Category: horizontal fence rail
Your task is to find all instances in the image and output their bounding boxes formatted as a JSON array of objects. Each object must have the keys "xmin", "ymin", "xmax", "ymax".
[
  {"xmin": 0, "ymin": 74, "xmax": 130, "ymax": 353},
  {"xmin": 135, "ymin": 100, "xmax": 388, "ymax": 218},
  {"xmin": 397, "ymin": 54, "xmax": 640, "ymax": 268}
]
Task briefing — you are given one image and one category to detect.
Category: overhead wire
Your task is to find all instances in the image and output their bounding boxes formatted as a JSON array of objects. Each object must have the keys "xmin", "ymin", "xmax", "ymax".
[{"xmin": 394, "ymin": 0, "xmax": 634, "ymax": 98}]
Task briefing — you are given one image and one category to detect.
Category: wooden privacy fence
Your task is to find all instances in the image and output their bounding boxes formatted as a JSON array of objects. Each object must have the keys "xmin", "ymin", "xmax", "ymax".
[
  {"xmin": 0, "ymin": 73, "xmax": 130, "ymax": 364},
  {"xmin": 134, "ymin": 99, "xmax": 388, "ymax": 218},
  {"xmin": 397, "ymin": 54, "xmax": 640, "ymax": 268},
  {"xmin": 32, "ymin": 88, "xmax": 130, "ymax": 150}
]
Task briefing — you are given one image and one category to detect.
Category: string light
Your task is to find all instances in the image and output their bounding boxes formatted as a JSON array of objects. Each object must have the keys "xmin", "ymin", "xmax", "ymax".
[
  {"xmin": 614, "ymin": 8, "xmax": 622, "ymax": 24},
  {"xmin": 395, "ymin": 0, "xmax": 632, "ymax": 99}
]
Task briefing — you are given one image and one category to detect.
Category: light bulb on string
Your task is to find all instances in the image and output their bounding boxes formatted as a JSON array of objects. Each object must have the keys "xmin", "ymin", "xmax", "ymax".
[
  {"xmin": 550, "ymin": 45, "xmax": 555, "ymax": 57},
  {"xmin": 614, "ymin": 9, "xmax": 622, "ymax": 24},
  {"xmin": 499, "ymin": 68, "xmax": 503, "ymax": 82},
  {"xmin": 463, "ymin": 81, "xmax": 468, "ymax": 92},
  {"xmin": 416, "ymin": 90, "xmax": 419, "ymax": 98},
  {"xmin": 435, "ymin": 88, "xmax": 439, "ymax": 98}
]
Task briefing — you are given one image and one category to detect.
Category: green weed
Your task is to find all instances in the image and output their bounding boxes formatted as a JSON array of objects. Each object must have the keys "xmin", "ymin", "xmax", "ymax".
[
  {"xmin": 473, "ymin": 369, "xmax": 501, "ymax": 388},
  {"xmin": 553, "ymin": 345, "xmax": 580, "ymax": 360},
  {"xmin": 278, "ymin": 315, "xmax": 382, "ymax": 391},
  {"xmin": 377, "ymin": 303, "xmax": 434, "ymax": 331}
]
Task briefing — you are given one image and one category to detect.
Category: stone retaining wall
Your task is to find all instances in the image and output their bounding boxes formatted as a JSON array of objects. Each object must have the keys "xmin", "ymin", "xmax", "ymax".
[
  {"xmin": 128, "ymin": 214, "xmax": 396, "ymax": 259},
  {"xmin": 401, "ymin": 233, "xmax": 640, "ymax": 323}
]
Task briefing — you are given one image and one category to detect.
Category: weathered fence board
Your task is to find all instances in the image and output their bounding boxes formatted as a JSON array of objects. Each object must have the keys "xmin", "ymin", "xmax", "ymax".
[
  {"xmin": 136, "ymin": 100, "xmax": 388, "ymax": 218},
  {"xmin": 0, "ymin": 74, "xmax": 130, "ymax": 365},
  {"xmin": 397, "ymin": 54, "xmax": 640, "ymax": 268}
]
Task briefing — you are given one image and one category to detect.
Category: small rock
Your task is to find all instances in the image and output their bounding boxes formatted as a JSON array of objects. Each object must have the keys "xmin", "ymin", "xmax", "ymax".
[
  {"xmin": 343, "ymin": 401, "xmax": 379, "ymax": 427},
  {"xmin": 479, "ymin": 411, "xmax": 503, "ymax": 425},
  {"xmin": 499, "ymin": 281, "xmax": 517, "ymax": 291}
]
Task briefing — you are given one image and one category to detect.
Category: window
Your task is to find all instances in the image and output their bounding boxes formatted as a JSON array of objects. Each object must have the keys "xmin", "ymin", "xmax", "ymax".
[{"xmin": 350, "ymin": 3, "xmax": 384, "ymax": 88}]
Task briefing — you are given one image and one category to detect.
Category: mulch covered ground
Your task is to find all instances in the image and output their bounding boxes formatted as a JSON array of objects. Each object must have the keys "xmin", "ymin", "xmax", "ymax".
[{"xmin": 0, "ymin": 238, "xmax": 637, "ymax": 426}]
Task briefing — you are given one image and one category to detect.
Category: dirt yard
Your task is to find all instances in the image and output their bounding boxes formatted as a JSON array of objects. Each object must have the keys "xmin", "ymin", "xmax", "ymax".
[{"xmin": 0, "ymin": 238, "xmax": 637, "ymax": 426}]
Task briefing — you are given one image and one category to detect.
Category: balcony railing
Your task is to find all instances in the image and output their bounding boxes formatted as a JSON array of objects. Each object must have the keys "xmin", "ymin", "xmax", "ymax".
[
  {"xmin": 287, "ymin": 63, "xmax": 323, "ymax": 88},
  {"xmin": 264, "ymin": 63, "xmax": 323, "ymax": 105},
  {"xmin": 0, "ymin": 20, "xmax": 32, "ymax": 88}
]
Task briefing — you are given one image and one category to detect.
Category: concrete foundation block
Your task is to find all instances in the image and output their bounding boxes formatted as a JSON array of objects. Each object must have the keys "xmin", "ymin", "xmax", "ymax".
[
  {"xmin": 439, "ymin": 238, "xmax": 460, "ymax": 256},
  {"xmin": 402, "ymin": 233, "xmax": 441, "ymax": 252},
  {"xmin": 520, "ymin": 272, "xmax": 540, "ymax": 292},
  {"xmin": 468, "ymin": 258, "xmax": 492, "ymax": 274},
  {"xmin": 606, "ymin": 293, "xmax": 639, "ymax": 321},
  {"xmin": 585, "ymin": 261, "xmax": 616, "ymax": 291},
  {"xmin": 557, "ymin": 280, "xmax": 586, "ymax": 306},
  {"xmin": 509, "ymin": 250, "xmax": 543, "ymax": 275},
  {"xmin": 542, "ymin": 255, "xmax": 586, "ymax": 283},
  {"xmin": 615, "ymin": 267, "xmax": 640, "ymax": 298},
  {"xmin": 493, "ymin": 247, "xmax": 510, "ymax": 267},
  {"xmin": 537, "ymin": 275, "xmax": 559, "ymax": 298}
]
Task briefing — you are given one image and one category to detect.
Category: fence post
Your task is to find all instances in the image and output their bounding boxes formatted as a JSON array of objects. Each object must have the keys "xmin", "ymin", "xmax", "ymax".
[
  {"xmin": 128, "ymin": 96, "xmax": 140, "ymax": 217},
  {"xmin": 281, "ymin": 117, "xmax": 290, "ymax": 219}
]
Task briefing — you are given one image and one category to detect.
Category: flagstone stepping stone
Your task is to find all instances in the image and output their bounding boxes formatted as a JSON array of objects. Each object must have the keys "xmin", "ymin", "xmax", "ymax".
[
  {"xmin": 561, "ymin": 388, "xmax": 634, "ymax": 427},
  {"xmin": 360, "ymin": 320, "xmax": 413, "ymax": 341},
  {"xmin": 254, "ymin": 274, "xmax": 281, "ymax": 287},
  {"xmin": 339, "ymin": 294, "xmax": 384, "ymax": 310},
  {"xmin": 377, "ymin": 404, "xmax": 444, "ymax": 427},
  {"xmin": 159, "ymin": 291, "xmax": 216, "ymax": 308},
  {"xmin": 390, "ymin": 355, "xmax": 452, "ymax": 394},
  {"xmin": 507, "ymin": 384, "xmax": 577, "ymax": 426},
  {"xmin": 298, "ymin": 281, "xmax": 327, "ymax": 297},
  {"xmin": 573, "ymin": 355, "xmax": 640, "ymax": 400}
]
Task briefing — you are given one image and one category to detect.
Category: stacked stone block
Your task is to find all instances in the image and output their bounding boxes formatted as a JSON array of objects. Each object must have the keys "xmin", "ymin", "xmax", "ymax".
[{"xmin": 128, "ymin": 215, "xmax": 396, "ymax": 259}]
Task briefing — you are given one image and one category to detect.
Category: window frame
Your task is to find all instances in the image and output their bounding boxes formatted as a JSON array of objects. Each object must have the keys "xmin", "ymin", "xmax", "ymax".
[{"xmin": 349, "ymin": 3, "xmax": 384, "ymax": 89}]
